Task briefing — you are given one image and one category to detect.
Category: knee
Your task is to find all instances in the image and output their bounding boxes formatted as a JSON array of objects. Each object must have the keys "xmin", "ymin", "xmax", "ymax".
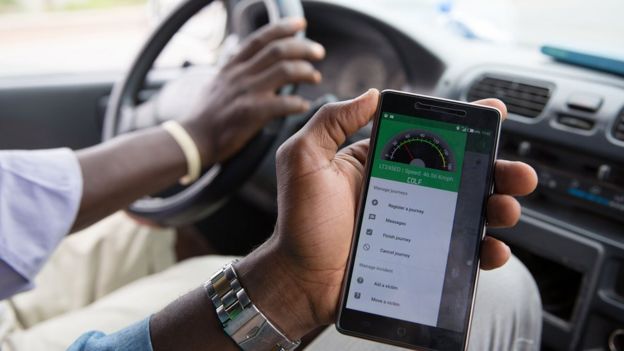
[
  {"xmin": 487, "ymin": 255, "xmax": 541, "ymax": 321},
  {"xmin": 470, "ymin": 255, "xmax": 542, "ymax": 350}
]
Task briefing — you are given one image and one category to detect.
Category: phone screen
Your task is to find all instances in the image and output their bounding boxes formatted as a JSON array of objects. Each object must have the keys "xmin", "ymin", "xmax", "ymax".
[{"xmin": 339, "ymin": 93, "xmax": 500, "ymax": 349}]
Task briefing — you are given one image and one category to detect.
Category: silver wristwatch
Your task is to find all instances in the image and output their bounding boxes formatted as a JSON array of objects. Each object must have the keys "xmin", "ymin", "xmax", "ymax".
[{"xmin": 204, "ymin": 262, "xmax": 301, "ymax": 351}]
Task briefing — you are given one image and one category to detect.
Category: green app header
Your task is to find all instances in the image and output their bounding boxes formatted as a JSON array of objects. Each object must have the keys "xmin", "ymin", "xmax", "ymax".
[{"xmin": 371, "ymin": 113, "xmax": 467, "ymax": 192}]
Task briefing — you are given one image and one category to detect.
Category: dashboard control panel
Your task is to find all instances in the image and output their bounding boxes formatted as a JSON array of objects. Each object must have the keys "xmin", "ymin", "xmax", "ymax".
[
  {"xmin": 446, "ymin": 66, "xmax": 624, "ymax": 350},
  {"xmin": 500, "ymin": 133, "xmax": 624, "ymax": 223}
]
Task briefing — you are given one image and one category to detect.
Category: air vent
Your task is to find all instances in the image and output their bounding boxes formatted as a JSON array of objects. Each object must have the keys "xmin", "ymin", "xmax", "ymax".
[
  {"xmin": 467, "ymin": 76, "xmax": 552, "ymax": 118},
  {"xmin": 613, "ymin": 108, "xmax": 624, "ymax": 141}
]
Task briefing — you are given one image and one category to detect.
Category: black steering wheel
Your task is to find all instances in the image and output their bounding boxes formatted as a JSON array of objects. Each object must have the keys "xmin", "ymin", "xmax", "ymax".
[{"xmin": 103, "ymin": 0, "xmax": 304, "ymax": 226}]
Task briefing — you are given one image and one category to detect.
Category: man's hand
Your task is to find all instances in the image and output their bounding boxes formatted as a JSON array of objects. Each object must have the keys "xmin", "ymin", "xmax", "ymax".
[
  {"xmin": 236, "ymin": 89, "xmax": 538, "ymax": 340},
  {"xmin": 74, "ymin": 18, "xmax": 323, "ymax": 231},
  {"xmin": 182, "ymin": 17, "xmax": 325, "ymax": 165}
]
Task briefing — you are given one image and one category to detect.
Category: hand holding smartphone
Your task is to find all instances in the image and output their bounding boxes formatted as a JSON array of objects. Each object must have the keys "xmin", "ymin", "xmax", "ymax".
[{"xmin": 337, "ymin": 91, "xmax": 502, "ymax": 351}]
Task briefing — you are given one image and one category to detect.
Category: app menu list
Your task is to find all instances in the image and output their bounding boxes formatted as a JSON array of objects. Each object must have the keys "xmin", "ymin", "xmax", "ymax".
[{"xmin": 346, "ymin": 177, "xmax": 459, "ymax": 326}]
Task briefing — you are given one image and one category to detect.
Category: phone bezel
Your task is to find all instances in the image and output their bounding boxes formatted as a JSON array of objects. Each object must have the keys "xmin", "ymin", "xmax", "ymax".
[{"xmin": 336, "ymin": 90, "xmax": 502, "ymax": 351}]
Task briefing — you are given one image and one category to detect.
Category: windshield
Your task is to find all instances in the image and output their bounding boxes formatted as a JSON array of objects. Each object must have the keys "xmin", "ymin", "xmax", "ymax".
[
  {"xmin": 443, "ymin": 0, "xmax": 623, "ymax": 52},
  {"xmin": 0, "ymin": 0, "xmax": 621, "ymax": 77}
]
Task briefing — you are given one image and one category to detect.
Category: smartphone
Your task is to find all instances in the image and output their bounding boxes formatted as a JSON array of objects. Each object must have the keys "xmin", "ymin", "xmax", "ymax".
[{"xmin": 336, "ymin": 91, "xmax": 502, "ymax": 351}]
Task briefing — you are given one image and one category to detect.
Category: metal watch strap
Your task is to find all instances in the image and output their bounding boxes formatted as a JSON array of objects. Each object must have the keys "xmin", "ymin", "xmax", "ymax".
[{"xmin": 204, "ymin": 263, "xmax": 301, "ymax": 351}]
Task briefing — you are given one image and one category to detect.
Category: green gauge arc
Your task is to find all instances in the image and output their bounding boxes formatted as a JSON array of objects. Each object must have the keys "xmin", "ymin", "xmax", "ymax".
[{"xmin": 381, "ymin": 129, "xmax": 456, "ymax": 172}]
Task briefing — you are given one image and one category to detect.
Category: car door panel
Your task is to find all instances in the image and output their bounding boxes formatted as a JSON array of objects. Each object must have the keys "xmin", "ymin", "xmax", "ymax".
[{"xmin": 0, "ymin": 75, "xmax": 115, "ymax": 150}]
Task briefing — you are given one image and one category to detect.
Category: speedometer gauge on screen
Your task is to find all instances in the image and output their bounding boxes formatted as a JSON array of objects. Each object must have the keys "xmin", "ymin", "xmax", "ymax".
[{"xmin": 381, "ymin": 129, "xmax": 456, "ymax": 172}]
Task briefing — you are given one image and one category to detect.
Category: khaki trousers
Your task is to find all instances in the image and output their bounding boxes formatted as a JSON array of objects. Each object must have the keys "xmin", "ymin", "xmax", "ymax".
[{"xmin": 0, "ymin": 213, "xmax": 542, "ymax": 351}]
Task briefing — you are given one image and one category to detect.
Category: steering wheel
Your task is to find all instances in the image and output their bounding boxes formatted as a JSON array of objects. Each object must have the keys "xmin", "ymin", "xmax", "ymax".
[{"xmin": 103, "ymin": 0, "xmax": 304, "ymax": 226}]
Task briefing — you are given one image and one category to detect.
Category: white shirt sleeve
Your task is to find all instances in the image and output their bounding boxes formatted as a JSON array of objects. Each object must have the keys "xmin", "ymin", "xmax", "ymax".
[{"xmin": 0, "ymin": 148, "xmax": 83, "ymax": 300}]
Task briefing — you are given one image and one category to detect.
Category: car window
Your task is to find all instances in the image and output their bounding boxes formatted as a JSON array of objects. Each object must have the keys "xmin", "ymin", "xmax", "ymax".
[
  {"xmin": 439, "ymin": 0, "xmax": 622, "ymax": 51},
  {"xmin": 0, "ymin": 0, "xmax": 226, "ymax": 77}
]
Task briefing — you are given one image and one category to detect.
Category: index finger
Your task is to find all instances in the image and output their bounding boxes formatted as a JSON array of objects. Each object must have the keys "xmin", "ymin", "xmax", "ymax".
[
  {"xmin": 228, "ymin": 17, "xmax": 306, "ymax": 66},
  {"xmin": 471, "ymin": 98, "xmax": 508, "ymax": 121}
]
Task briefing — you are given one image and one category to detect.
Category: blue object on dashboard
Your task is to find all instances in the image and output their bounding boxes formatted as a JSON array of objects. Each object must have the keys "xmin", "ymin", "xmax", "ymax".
[{"xmin": 541, "ymin": 45, "xmax": 624, "ymax": 77}]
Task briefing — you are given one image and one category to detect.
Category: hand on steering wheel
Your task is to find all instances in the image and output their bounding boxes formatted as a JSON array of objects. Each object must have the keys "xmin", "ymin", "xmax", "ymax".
[
  {"xmin": 181, "ymin": 18, "xmax": 325, "ymax": 166},
  {"xmin": 104, "ymin": 0, "xmax": 322, "ymax": 225}
]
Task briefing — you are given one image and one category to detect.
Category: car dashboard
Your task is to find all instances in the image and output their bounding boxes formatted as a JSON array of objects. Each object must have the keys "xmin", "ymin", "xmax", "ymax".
[{"xmin": 446, "ymin": 64, "xmax": 624, "ymax": 351}]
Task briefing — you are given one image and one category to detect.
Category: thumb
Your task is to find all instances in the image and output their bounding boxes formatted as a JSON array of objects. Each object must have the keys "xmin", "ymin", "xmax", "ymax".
[{"xmin": 302, "ymin": 89, "xmax": 379, "ymax": 159}]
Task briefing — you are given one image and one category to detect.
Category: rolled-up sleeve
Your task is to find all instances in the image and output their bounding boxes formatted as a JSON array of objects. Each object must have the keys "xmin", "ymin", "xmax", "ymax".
[{"xmin": 0, "ymin": 148, "xmax": 83, "ymax": 300}]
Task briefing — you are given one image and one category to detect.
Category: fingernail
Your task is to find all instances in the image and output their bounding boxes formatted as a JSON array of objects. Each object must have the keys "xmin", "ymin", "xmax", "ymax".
[
  {"xmin": 289, "ymin": 17, "xmax": 306, "ymax": 28},
  {"xmin": 312, "ymin": 43, "xmax": 325, "ymax": 57},
  {"xmin": 358, "ymin": 88, "xmax": 377, "ymax": 98},
  {"xmin": 313, "ymin": 71, "xmax": 322, "ymax": 82}
]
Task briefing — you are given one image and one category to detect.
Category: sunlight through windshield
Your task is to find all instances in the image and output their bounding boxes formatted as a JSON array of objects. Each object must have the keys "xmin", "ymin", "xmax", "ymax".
[{"xmin": 0, "ymin": 0, "xmax": 621, "ymax": 76}]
